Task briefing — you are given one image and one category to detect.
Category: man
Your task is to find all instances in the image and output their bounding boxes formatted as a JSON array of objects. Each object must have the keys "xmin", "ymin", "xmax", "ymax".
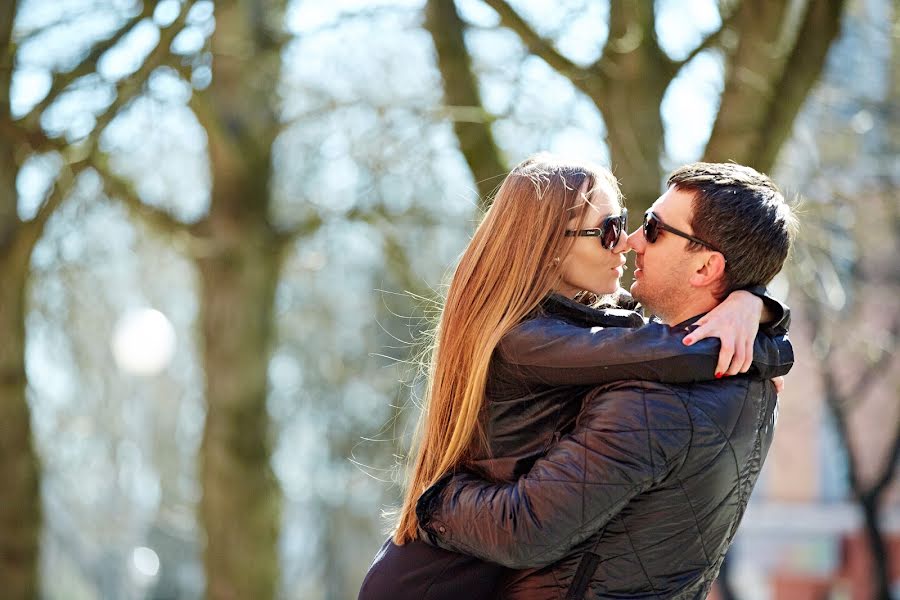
[{"xmin": 416, "ymin": 162, "xmax": 797, "ymax": 599}]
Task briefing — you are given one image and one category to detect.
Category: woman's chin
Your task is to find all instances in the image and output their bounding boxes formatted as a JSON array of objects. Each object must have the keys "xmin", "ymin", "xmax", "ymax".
[{"xmin": 604, "ymin": 275, "xmax": 622, "ymax": 294}]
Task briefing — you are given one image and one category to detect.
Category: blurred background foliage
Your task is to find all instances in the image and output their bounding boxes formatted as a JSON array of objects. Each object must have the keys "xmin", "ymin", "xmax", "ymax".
[{"xmin": 0, "ymin": 0, "xmax": 897, "ymax": 599}]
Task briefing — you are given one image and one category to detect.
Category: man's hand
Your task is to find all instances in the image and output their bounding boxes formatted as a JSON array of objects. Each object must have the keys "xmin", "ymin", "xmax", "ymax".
[
  {"xmin": 683, "ymin": 291, "xmax": 762, "ymax": 377},
  {"xmin": 771, "ymin": 376, "xmax": 785, "ymax": 394}
]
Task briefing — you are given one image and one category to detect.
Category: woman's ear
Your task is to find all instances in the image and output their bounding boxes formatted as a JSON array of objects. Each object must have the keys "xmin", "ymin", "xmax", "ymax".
[{"xmin": 688, "ymin": 252, "xmax": 727, "ymax": 289}]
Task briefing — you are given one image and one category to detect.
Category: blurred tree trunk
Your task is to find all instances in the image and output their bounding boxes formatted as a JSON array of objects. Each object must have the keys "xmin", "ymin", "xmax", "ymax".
[
  {"xmin": 195, "ymin": 226, "xmax": 282, "ymax": 600},
  {"xmin": 792, "ymin": 15, "xmax": 900, "ymax": 591},
  {"xmin": 189, "ymin": 1, "xmax": 288, "ymax": 598},
  {"xmin": 432, "ymin": 0, "xmax": 846, "ymax": 219},
  {"xmin": 704, "ymin": 0, "xmax": 846, "ymax": 172},
  {"xmin": 597, "ymin": 1, "xmax": 669, "ymax": 212},
  {"xmin": 806, "ymin": 305, "xmax": 899, "ymax": 600},
  {"xmin": 1, "ymin": 3, "xmax": 39, "ymax": 594},
  {"xmin": 424, "ymin": 0, "xmax": 506, "ymax": 210},
  {"xmin": 0, "ymin": 212, "xmax": 41, "ymax": 600},
  {"xmin": 0, "ymin": 1, "xmax": 190, "ymax": 594},
  {"xmin": 0, "ymin": 3, "xmax": 43, "ymax": 597}
]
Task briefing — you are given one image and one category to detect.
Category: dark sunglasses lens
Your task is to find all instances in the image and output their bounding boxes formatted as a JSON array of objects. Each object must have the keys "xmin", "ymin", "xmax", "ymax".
[
  {"xmin": 644, "ymin": 214, "xmax": 658, "ymax": 243},
  {"xmin": 601, "ymin": 215, "xmax": 623, "ymax": 249}
]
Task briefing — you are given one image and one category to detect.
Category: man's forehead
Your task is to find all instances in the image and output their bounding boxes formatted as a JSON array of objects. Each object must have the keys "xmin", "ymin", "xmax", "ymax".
[{"xmin": 651, "ymin": 186, "xmax": 693, "ymax": 222}]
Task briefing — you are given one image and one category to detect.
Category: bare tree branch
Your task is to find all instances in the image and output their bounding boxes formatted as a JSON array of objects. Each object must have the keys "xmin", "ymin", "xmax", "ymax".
[
  {"xmin": 13, "ymin": 0, "xmax": 116, "ymax": 47},
  {"xmin": 297, "ymin": 5, "xmax": 419, "ymax": 37},
  {"xmin": 355, "ymin": 203, "xmax": 442, "ymax": 298},
  {"xmin": 754, "ymin": 0, "xmax": 847, "ymax": 172},
  {"xmin": 425, "ymin": 0, "xmax": 505, "ymax": 208},
  {"xmin": 591, "ymin": 1, "xmax": 668, "ymax": 212},
  {"xmin": 159, "ymin": 54, "xmax": 229, "ymax": 148},
  {"xmin": 0, "ymin": 117, "xmax": 57, "ymax": 155},
  {"xmin": 479, "ymin": 0, "xmax": 596, "ymax": 84},
  {"xmin": 21, "ymin": 2, "xmax": 156, "ymax": 126},
  {"xmin": 703, "ymin": 1, "xmax": 795, "ymax": 166},
  {"xmin": 18, "ymin": 0, "xmax": 196, "ymax": 252},
  {"xmin": 800, "ymin": 239, "xmax": 899, "ymax": 517},
  {"xmin": 868, "ymin": 418, "xmax": 900, "ymax": 501},
  {"xmin": 90, "ymin": 0, "xmax": 195, "ymax": 137},
  {"xmin": 345, "ymin": 204, "xmax": 442, "ymax": 229},
  {"xmin": 668, "ymin": 3, "xmax": 741, "ymax": 77},
  {"xmin": 275, "ymin": 212, "xmax": 323, "ymax": 254},
  {"xmin": 22, "ymin": 154, "xmax": 90, "ymax": 249},
  {"xmin": 1, "ymin": 1, "xmax": 20, "ymax": 121},
  {"xmin": 276, "ymin": 98, "xmax": 503, "ymax": 139},
  {"xmin": 276, "ymin": 201, "xmax": 443, "ymax": 254},
  {"xmin": 847, "ymin": 316, "xmax": 900, "ymax": 401},
  {"xmin": 816, "ymin": 362, "xmax": 863, "ymax": 495},
  {"xmin": 0, "ymin": 1, "xmax": 16, "ymax": 48},
  {"xmin": 89, "ymin": 150, "xmax": 190, "ymax": 238},
  {"xmin": 379, "ymin": 223, "xmax": 434, "ymax": 300}
]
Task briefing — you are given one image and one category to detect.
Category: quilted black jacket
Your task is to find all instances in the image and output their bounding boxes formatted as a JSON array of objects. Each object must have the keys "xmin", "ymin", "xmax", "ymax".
[
  {"xmin": 359, "ymin": 293, "xmax": 791, "ymax": 600},
  {"xmin": 465, "ymin": 293, "xmax": 789, "ymax": 485},
  {"xmin": 417, "ymin": 311, "xmax": 791, "ymax": 599}
]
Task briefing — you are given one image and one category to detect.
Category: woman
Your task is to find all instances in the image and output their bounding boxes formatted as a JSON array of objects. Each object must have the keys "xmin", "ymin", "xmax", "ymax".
[{"xmin": 358, "ymin": 154, "xmax": 788, "ymax": 599}]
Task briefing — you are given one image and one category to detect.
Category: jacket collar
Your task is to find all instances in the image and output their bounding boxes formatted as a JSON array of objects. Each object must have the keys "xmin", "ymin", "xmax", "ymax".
[{"xmin": 539, "ymin": 293, "xmax": 644, "ymax": 328}]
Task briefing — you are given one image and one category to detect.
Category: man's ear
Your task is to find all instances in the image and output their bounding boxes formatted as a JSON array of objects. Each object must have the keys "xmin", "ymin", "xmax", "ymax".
[{"xmin": 688, "ymin": 252, "xmax": 727, "ymax": 289}]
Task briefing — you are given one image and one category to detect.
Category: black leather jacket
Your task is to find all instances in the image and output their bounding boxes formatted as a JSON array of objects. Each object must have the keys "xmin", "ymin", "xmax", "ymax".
[
  {"xmin": 416, "ymin": 297, "xmax": 793, "ymax": 599},
  {"xmin": 466, "ymin": 293, "xmax": 789, "ymax": 485}
]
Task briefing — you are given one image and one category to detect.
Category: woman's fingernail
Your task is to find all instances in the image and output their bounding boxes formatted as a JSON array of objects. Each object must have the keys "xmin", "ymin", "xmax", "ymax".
[
  {"xmin": 715, "ymin": 372, "xmax": 723, "ymax": 379},
  {"xmin": 684, "ymin": 337, "xmax": 693, "ymax": 345}
]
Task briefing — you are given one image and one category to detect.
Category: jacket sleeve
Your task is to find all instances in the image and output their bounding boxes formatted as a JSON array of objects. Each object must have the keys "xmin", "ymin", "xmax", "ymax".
[
  {"xmin": 498, "ymin": 317, "xmax": 793, "ymax": 386},
  {"xmin": 742, "ymin": 285, "xmax": 791, "ymax": 334},
  {"xmin": 416, "ymin": 382, "xmax": 693, "ymax": 569}
]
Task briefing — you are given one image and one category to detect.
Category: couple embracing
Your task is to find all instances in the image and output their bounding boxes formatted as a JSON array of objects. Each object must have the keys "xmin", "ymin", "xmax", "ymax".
[{"xmin": 360, "ymin": 154, "xmax": 796, "ymax": 599}]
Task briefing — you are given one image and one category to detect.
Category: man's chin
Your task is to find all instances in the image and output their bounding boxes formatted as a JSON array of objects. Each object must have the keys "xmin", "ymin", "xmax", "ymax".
[
  {"xmin": 629, "ymin": 282, "xmax": 653, "ymax": 312},
  {"xmin": 629, "ymin": 280, "xmax": 643, "ymax": 301}
]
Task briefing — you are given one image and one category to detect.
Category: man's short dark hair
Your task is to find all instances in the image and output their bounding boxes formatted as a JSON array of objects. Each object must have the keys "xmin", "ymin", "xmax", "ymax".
[{"xmin": 667, "ymin": 162, "xmax": 797, "ymax": 299}]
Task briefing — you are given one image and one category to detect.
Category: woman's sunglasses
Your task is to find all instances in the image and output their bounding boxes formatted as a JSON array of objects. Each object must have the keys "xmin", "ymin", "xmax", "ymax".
[
  {"xmin": 642, "ymin": 210, "xmax": 722, "ymax": 254},
  {"xmin": 565, "ymin": 209, "xmax": 628, "ymax": 250}
]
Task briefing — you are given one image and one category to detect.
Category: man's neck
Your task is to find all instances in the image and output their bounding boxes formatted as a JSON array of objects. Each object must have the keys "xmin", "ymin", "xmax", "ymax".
[{"xmin": 655, "ymin": 297, "xmax": 718, "ymax": 326}]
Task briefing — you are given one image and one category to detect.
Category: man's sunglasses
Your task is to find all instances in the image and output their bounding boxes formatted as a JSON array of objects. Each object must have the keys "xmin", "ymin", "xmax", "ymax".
[
  {"xmin": 642, "ymin": 211, "xmax": 722, "ymax": 254},
  {"xmin": 565, "ymin": 209, "xmax": 628, "ymax": 250}
]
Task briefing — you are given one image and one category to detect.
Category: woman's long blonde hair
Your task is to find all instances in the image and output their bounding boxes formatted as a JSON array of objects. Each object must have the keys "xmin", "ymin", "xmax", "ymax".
[{"xmin": 393, "ymin": 153, "xmax": 621, "ymax": 544}]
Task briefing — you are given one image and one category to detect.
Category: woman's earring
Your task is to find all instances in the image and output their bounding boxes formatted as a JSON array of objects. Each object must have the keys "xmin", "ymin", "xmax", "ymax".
[{"xmin": 552, "ymin": 256, "xmax": 561, "ymax": 266}]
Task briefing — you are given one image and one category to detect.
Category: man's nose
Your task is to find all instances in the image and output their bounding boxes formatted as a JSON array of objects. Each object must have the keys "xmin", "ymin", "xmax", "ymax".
[{"xmin": 627, "ymin": 227, "xmax": 645, "ymax": 252}]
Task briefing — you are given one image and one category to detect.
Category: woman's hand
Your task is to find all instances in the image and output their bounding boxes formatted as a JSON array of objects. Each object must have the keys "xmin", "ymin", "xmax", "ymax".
[{"xmin": 683, "ymin": 291, "xmax": 763, "ymax": 376}]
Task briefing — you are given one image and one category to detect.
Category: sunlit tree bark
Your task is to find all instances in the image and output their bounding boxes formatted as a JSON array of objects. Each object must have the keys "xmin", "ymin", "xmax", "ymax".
[
  {"xmin": 0, "ymin": 223, "xmax": 40, "ymax": 600},
  {"xmin": 0, "ymin": 3, "xmax": 45, "ymax": 592},
  {"xmin": 429, "ymin": 0, "xmax": 846, "ymax": 218},
  {"xmin": 92, "ymin": 3, "xmax": 429, "ymax": 596},
  {"xmin": 189, "ymin": 4, "xmax": 288, "ymax": 596},
  {"xmin": 97, "ymin": 1, "xmax": 291, "ymax": 595},
  {"xmin": 704, "ymin": 0, "xmax": 847, "ymax": 172},
  {"xmin": 424, "ymin": 0, "xmax": 506, "ymax": 209}
]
